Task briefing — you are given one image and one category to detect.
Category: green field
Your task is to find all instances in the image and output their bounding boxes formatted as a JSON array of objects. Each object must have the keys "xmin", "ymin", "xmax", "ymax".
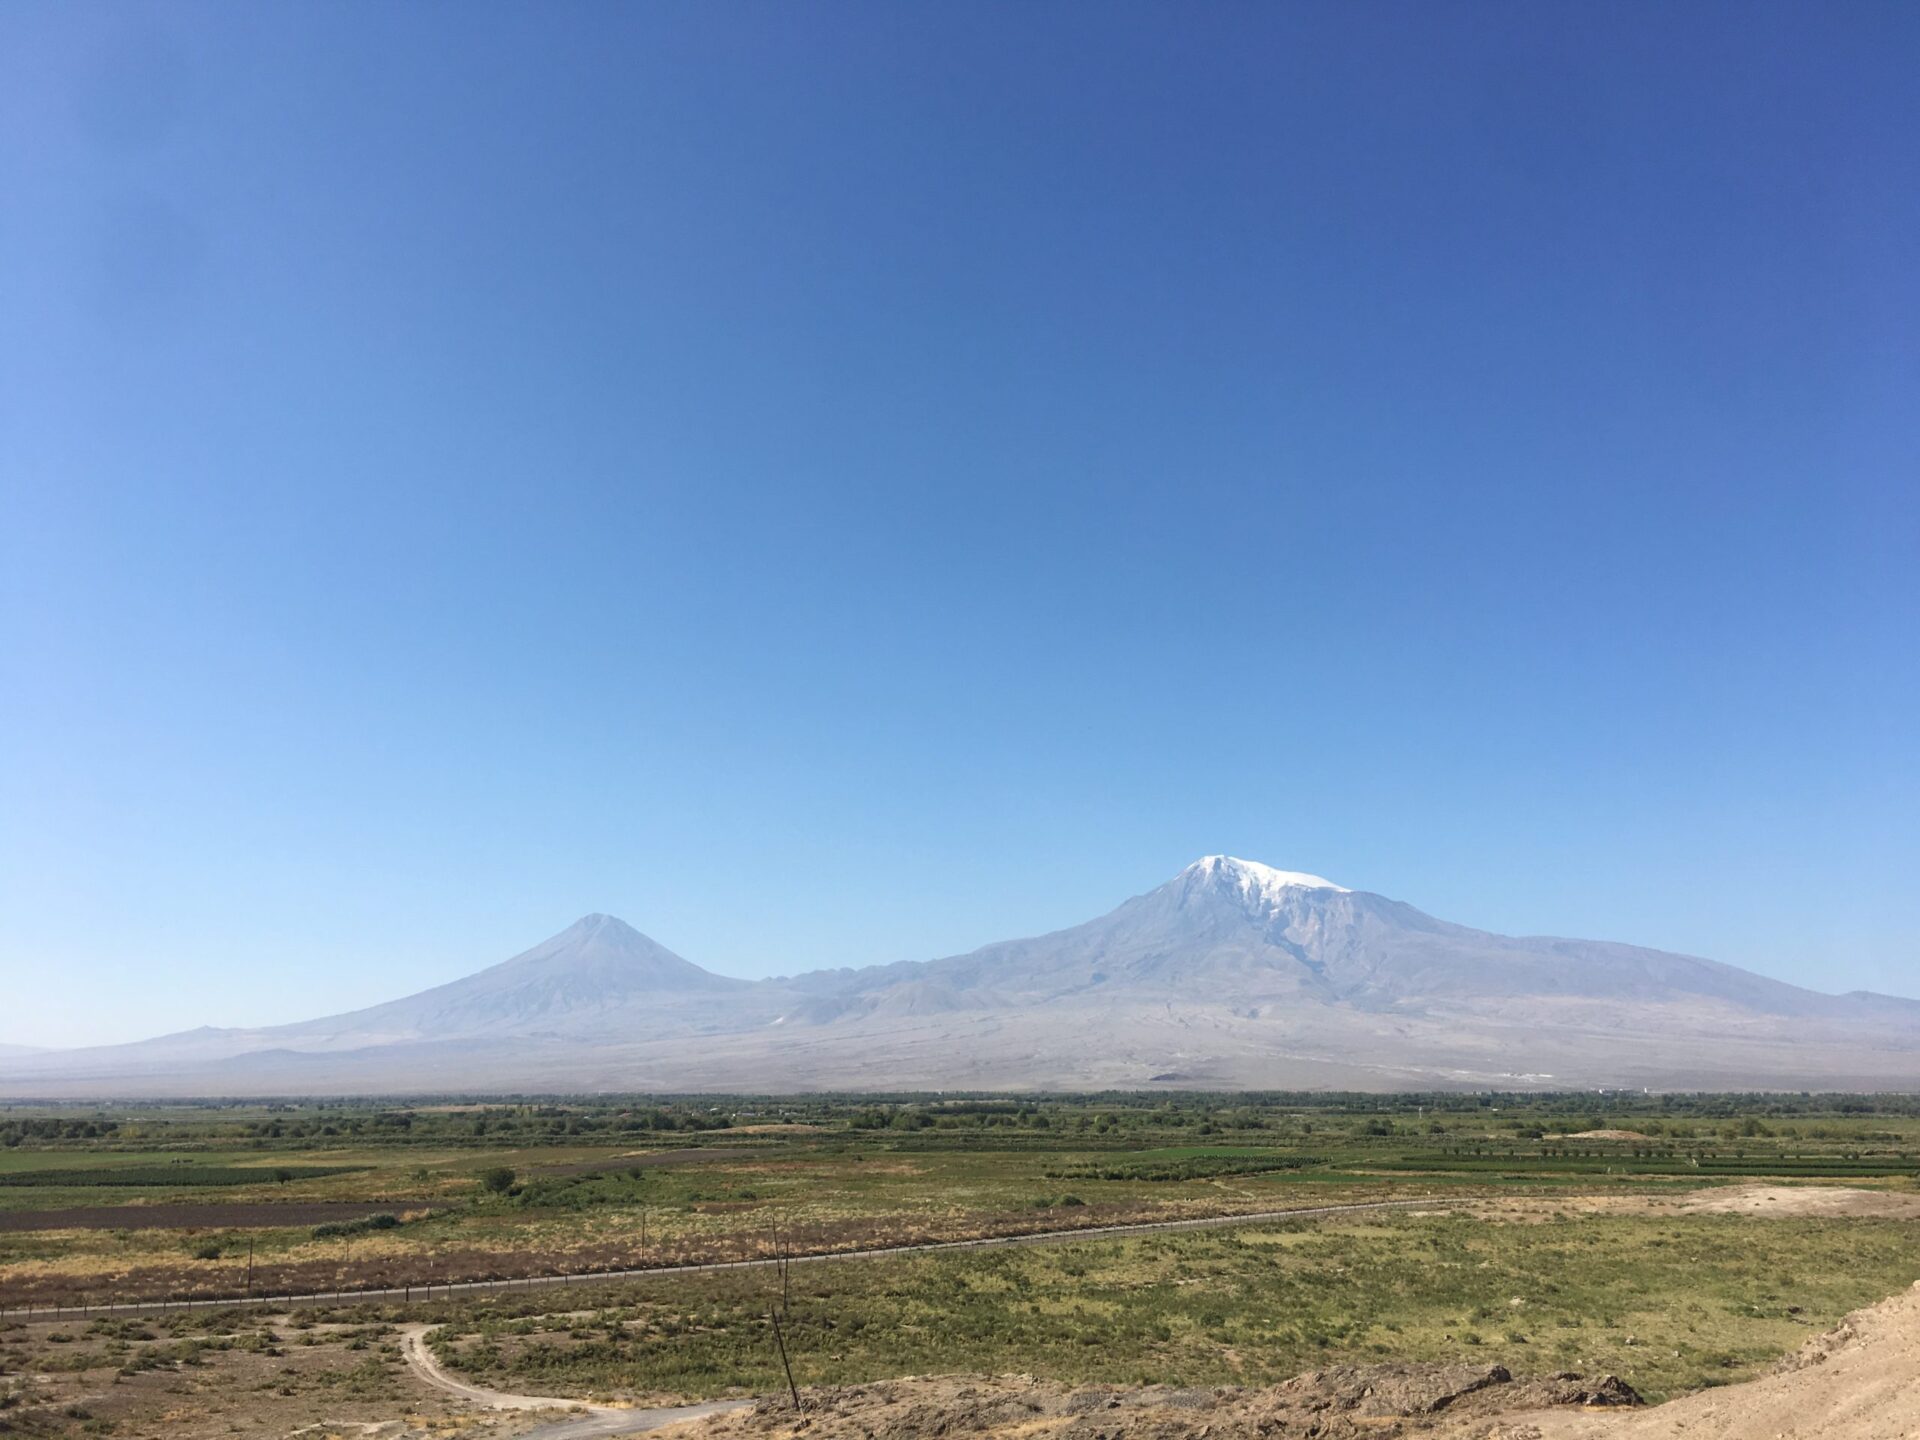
[{"xmin": 2, "ymin": 1091, "xmax": 1917, "ymax": 1314}]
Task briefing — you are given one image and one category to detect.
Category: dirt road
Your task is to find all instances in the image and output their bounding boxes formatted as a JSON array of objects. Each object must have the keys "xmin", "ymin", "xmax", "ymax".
[{"xmin": 399, "ymin": 1324, "xmax": 750, "ymax": 1438}]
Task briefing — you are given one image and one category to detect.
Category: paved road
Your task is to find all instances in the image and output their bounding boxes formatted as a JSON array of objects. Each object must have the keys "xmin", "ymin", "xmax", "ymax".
[
  {"xmin": 4, "ymin": 1195, "xmax": 1463, "ymax": 1323},
  {"xmin": 400, "ymin": 1324, "xmax": 752, "ymax": 1438}
]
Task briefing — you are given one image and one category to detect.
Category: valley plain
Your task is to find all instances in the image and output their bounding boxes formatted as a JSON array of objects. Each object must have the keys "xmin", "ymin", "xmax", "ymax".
[{"xmin": 5, "ymin": 1092, "xmax": 1920, "ymax": 1438}]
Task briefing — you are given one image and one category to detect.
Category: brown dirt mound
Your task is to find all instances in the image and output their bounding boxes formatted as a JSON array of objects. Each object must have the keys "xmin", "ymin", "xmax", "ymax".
[{"xmin": 692, "ymin": 1363, "xmax": 1639, "ymax": 1439}]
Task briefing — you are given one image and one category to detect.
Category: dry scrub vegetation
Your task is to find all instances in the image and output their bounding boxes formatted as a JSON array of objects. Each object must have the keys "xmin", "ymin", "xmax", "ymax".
[{"xmin": 417, "ymin": 1208, "xmax": 1920, "ymax": 1406}]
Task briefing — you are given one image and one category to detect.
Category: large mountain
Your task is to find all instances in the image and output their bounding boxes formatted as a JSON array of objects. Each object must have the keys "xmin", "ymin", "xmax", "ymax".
[
  {"xmin": 275, "ymin": 912, "xmax": 753, "ymax": 1045},
  {"xmin": 5, "ymin": 858, "xmax": 1915, "ymax": 1095}
]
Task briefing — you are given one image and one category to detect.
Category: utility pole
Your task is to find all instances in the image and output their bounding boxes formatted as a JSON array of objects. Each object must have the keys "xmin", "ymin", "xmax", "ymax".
[
  {"xmin": 246, "ymin": 1238, "xmax": 255, "ymax": 1296},
  {"xmin": 776, "ymin": 1214, "xmax": 791, "ymax": 1317},
  {"xmin": 765, "ymin": 1214, "xmax": 782, "ymax": 1316},
  {"xmin": 769, "ymin": 1308, "xmax": 801, "ymax": 1412}
]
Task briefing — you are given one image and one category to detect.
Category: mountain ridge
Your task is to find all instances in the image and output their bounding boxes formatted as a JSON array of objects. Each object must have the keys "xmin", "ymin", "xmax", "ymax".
[{"xmin": 3, "ymin": 857, "xmax": 1914, "ymax": 1095}]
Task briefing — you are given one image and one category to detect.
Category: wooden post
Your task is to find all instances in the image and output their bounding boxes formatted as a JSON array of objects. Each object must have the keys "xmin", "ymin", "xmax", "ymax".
[
  {"xmin": 769, "ymin": 1212, "xmax": 789, "ymax": 1317},
  {"xmin": 769, "ymin": 1308, "xmax": 801, "ymax": 1412}
]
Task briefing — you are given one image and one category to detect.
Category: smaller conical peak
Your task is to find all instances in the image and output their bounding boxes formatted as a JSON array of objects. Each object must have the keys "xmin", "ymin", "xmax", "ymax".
[
  {"xmin": 1184, "ymin": 856, "xmax": 1350, "ymax": 901},
  {"xmin": 562, "ymin": 913, "xmax": 634, "ymax": 937},
  {"xmin": 537, "ymin": 913, "xmax": 666, "ymax": 956},
  {"xmin": 512, "ymin": 913, "xmax": 735, "ymax": 988}
]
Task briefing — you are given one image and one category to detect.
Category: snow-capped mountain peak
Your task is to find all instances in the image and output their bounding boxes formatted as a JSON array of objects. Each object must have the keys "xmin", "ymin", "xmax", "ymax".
[{"xmin": 1184, "ymin": 855, "xmax": 1351, "ymax": 904}]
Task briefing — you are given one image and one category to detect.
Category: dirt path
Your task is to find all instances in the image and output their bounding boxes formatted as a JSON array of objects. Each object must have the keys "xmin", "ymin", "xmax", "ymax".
[{"xmin": 399, "ymin": 1325, "xmax": 750, "ymax": 1437}]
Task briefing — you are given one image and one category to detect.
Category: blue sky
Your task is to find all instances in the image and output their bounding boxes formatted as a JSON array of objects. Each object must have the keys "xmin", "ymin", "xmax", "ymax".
[{"xmin": 3, "ymin": 3, "xmax": 1916, "ymax": 1047}]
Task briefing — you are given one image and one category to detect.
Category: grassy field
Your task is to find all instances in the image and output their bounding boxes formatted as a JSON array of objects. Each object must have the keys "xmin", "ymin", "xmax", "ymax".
[
  {"xmin": 1, "ymin": 1091, "xmax": 1917, "ymax": 1310},
  {"xmin": 8, "ymin": 1204, "xmax": 1917, "ymax": 1438},
  {"xmin": 414, "ymin": 1206, "xmax": 1920, "ymax": 1405}
]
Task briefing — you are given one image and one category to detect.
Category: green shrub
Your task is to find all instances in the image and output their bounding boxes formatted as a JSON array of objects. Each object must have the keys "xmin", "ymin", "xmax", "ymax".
[{"xmin": 312, "ymin": 1212, "xmax": 401, "ymax": 1239}]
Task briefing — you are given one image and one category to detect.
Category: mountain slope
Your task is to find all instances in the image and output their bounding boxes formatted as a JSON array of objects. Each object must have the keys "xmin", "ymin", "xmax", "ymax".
[
  {"xmin": 0, "ymin": 915, "xmax": 769, "ymax": 1078},
  {"xmin": 808, "ymin": 857, "xmax": 1903, "ymax": 1027},
  {"xmin": 276, "ymin": 913, "xmax": 751, "ymax": 1045},
  {"xmin": 3, "ymin": 858, "xmax": 1914, "ymax": 1095}
]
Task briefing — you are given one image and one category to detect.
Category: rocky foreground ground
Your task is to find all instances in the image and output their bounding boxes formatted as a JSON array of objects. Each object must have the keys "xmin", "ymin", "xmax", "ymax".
[{"xmin": 696, "ymin": 1362, "xmax": 1640, "ymax": 1439}]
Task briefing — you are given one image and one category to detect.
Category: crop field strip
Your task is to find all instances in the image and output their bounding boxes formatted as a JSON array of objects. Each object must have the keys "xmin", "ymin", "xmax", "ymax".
[
  {"xmin": 0, "ymin": 1201, "xmax": 435, "ymax": 1232},
  {"xmin": 0, "ymin": 1164, "xmax": 366, "ymax": 1187}
]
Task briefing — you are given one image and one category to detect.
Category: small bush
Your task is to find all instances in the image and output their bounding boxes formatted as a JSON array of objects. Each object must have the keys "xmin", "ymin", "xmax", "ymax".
[{"xmin": 313, "ymin": 1212, "xmax": 401, "ymax": 1240}]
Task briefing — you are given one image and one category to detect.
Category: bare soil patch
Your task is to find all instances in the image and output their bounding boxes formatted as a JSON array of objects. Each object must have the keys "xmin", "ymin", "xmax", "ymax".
[
  {"xmin": 1678, "ymin": 1184, "xmax": 1920, "ymax": 1220},
  {"xmin": 0, "ymin": 1200, "xmax": 434, "ymax": 1232}
]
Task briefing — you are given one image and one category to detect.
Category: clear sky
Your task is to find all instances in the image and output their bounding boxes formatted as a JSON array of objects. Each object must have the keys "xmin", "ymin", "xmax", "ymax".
[{"xmin": 2, "ymin": 3, "xmax": 1916, "ymax": 1048}]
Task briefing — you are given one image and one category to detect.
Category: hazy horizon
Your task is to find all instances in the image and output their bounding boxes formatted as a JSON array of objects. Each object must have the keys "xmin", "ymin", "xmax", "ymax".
[{"xmin": 4, "ymin": 4, "xmax": 1916, "ymax": 1048}]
